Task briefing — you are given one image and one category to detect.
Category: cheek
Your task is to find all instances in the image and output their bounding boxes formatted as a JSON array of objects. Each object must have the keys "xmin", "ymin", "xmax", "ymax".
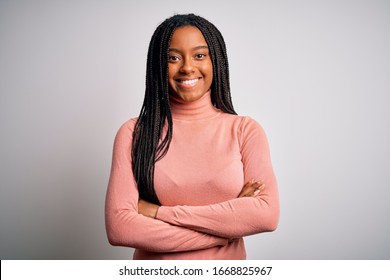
[
  {"xmin": 168, "ymin": 68, "xmax": 177, "ymax": 89},
  {"xmin": 207, "ymin": 61, "xmax": 213, "ymax": 75},
  {"xmin": 168, "ymin": 66, "xmax": 174, "ymax": 80},
  {"xmin": 204, "ymin": 63, "xmax": 213, "ymax": 83}
]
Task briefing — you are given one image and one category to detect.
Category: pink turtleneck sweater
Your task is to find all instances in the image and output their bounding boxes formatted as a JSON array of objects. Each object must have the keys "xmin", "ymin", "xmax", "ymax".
[{"xmin": 105, "ymin": 92, "xmax": 279, "ymax": 259}]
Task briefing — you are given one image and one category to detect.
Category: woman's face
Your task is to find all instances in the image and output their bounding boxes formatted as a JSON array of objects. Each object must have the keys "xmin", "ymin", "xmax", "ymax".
[{"xmin": 168, "ymin": 26, "xmax": 213, "ymax": 103}]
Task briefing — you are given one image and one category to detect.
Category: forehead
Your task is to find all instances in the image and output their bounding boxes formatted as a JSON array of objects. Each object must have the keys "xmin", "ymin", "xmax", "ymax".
[{"xmin": 169, "ymin": 26, "xmax": 208, "ymax": 49}]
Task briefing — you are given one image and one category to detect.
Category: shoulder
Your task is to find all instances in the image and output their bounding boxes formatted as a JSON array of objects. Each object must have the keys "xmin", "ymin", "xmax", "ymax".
[
  {"xmin": 218, "ymin": 112, "xmax": 267, "ymax": 142},
  {"xmin": 118, "ymin": 118, "xmax": 138, "ymax": 133},
  {"xmin": 114, "ymin": 118, "xmax": 138, "ymax": 145},
  {"xmin": 239, "ymin": 116, "xmax": 264, "ymax": 133},
  {"xmin": 220, "ymin": 113, "xmax": 264, "ymax": 133},
  {"xmin": 229, "ymin": 115, "xmax": 268, "ymax": 147}
]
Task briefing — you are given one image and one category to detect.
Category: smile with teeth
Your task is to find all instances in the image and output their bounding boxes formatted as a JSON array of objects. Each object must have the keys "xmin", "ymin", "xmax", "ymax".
[{"xmin": 177, "ymin": 78, "xmax": 200, "ymax": 87}]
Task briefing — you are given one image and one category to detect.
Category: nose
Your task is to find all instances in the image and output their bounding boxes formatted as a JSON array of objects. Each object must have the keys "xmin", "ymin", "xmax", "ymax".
[{"xmin": 179, "ymin": 57, "xmax": 195, "ymax": 74}]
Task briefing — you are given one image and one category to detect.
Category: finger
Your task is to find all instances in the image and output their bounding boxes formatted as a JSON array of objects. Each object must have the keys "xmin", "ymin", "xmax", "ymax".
[
  {"xmin": 238, "ymin": 182, "xmax": 263, "ymax": 198},
  {"xmin": 257, "ymin": 182, "xmax": 265, "ymax": 190},
  {"xmin": 238, "ymin": 184, "xmax": 257, "ymax": 197},
  {"xmin": 237, "ymin": 180, "xmax": 254, "ymax": 197},
  {"xmin": 253, "ymin": 183, "xmax": 266, "ymax": 197},
  {"xmin": 245, "ymin": 182, "xmax": 265, "ymax": 197},
  {"xmin": 238, "ymin": 179, "xmax": 265, "ymax": 197},
  {"xmin": 253, "ymin": 185, "xmax": 265, "ymax": 195}
]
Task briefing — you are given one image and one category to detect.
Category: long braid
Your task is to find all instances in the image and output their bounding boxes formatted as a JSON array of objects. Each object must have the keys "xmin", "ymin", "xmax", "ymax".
[{"xmin": 132, "ymin": 14, "xmax": 236, "ymax": 204}]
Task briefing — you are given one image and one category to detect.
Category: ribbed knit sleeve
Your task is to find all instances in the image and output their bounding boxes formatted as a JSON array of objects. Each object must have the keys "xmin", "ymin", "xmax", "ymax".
[
  {"xmin": 105, "ymin": 119, "xmax": 228, "ymax": 252},
  {"xmin": 155, "ymin": 117, "xmax": 279, "ymax": 238}
]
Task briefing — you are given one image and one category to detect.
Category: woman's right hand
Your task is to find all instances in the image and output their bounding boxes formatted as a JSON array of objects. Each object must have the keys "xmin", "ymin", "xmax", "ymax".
[{"xmin": 237, "ymin": 179, "xmax": 265, "ymax": 198}]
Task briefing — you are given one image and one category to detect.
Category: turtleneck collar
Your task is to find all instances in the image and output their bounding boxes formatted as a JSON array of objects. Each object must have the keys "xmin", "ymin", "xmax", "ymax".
[{"xmin": 169, "ymin": 91, "xmax": 221, "ymax": 120}]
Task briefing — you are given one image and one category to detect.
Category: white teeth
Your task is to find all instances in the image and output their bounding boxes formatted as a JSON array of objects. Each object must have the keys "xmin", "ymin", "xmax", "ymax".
[{"xmin": 180, "ymin": 79, "xmax": 198, "ymax": 85}]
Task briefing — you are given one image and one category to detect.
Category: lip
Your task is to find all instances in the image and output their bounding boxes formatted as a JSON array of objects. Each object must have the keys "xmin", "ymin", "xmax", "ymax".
[{"xmin": 175, "ymin": 77, "xmax": 201, "ymax": 89}]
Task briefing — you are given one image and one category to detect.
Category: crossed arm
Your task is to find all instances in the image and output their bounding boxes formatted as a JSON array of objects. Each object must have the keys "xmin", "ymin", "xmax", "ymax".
[
  {"xmin": 138, "ymin": 179, "xmax": 276, "ymax": 239},
  {"xmin": 138, "ymin": 179, "xmax": 265, "ymax": 218},
  {"xmin": 138, "ymin": 118, "xmax": 279, "ymax": 239},
  {"xmin": 106, "ymin": 120, "xmax": 230, "ymax": 253},
  {"xmin": 105, "ymin": 118, "xmax": 279, "ymax": 252}
]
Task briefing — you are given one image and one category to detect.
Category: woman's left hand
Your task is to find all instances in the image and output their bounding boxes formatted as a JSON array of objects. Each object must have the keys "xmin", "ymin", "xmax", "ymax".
[
  {"xmin": 237, "ymin": 179, "xmax": 265, "ymax": 198},
  {"xmin": 138, "ymin": 199, "xmax": 159, "ymax": 218}
]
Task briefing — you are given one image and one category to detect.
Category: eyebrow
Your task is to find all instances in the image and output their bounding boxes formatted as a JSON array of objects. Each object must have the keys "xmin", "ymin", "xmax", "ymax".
[{"xmin": 168, "ymin": 46, "xmax": 209, "ymax": 53}]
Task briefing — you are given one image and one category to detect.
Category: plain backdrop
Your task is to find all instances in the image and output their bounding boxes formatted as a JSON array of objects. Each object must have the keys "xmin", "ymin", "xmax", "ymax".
[{"xmin": 1, "ymin": 0, "xmax": 389, "ymax": 259}]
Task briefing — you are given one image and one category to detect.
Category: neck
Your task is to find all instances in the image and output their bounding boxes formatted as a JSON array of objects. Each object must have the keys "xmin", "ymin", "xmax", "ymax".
[{"xmin": 169, "ymin": 91, "xmax": 220, "ymax": 120}]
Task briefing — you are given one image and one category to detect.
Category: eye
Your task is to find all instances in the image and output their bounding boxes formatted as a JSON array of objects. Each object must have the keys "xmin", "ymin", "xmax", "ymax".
[
  {"xmin": 168, "ymin": 55, "xmax": 180, "ymax": 62},
  {"xmin": 195, "ymin": 53, "xmax": 206, "ymax": 59}
]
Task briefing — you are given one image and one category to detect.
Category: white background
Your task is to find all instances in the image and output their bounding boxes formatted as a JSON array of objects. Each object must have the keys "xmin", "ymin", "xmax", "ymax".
[{"xmin": 0, "ymin": 0, "xmax": 389, "ymax": 259}]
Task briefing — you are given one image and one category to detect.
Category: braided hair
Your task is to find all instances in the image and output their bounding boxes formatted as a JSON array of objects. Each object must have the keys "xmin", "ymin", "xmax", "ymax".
[{"xmin": 132, "ymin": 14, "xmax": 237, "ymax": 205}]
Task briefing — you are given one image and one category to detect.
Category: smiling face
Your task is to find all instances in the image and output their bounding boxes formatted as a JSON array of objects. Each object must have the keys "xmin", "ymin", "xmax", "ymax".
[{"xmin": 168, "ymin": 26, "xmax": 213, "ymax": 103}]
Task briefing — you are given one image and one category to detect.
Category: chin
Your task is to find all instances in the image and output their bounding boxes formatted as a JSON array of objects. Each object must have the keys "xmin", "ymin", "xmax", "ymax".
[{"xmin": 181, "ymin": 91, "xmax": 207, "ymax": 102}]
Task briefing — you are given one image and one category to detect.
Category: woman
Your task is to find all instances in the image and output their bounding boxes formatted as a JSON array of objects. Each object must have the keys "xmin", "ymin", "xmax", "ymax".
[{"xmin": 105, "ymin": 13, "xmax": 279, "ymax": 260}]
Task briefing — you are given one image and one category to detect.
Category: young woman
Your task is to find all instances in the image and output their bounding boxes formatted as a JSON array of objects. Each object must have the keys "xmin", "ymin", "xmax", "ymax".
[{"xmin": 105, "ymin": 13, "xmax": 279, "ymax": 260}]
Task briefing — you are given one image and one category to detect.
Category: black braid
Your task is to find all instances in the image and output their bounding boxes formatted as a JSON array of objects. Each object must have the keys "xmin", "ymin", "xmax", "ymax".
[{"xmin": 132, "ymin": 14, "xmax": 236, "ymax": 205}]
